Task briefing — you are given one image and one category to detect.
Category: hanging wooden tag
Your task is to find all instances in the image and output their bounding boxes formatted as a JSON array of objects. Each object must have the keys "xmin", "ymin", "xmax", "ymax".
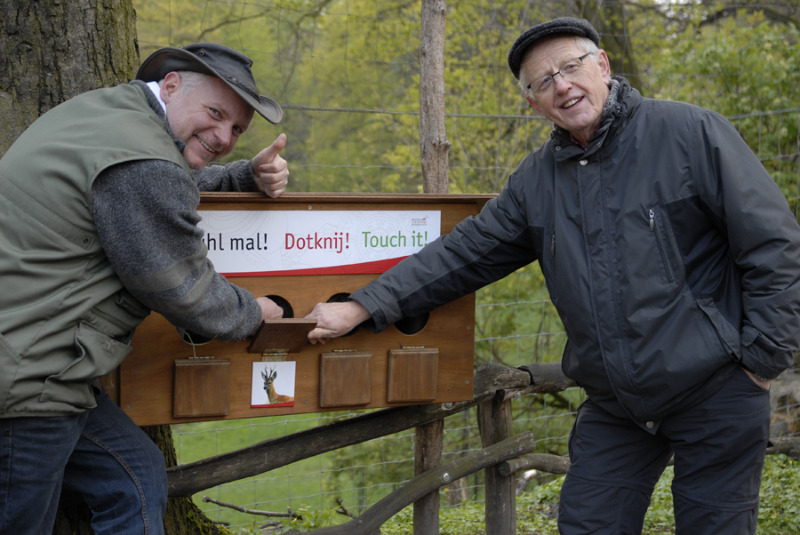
[
  {"xmin": 173, "ymin": 357, "xmax": 231, "ymax": 418},
  {"xmin": 386, "ymin": 347, "xmax": 439, "ymax": 402},
  {"xmin": 319, "ymin": 350, "xmax": 373, "ymax": 407}
]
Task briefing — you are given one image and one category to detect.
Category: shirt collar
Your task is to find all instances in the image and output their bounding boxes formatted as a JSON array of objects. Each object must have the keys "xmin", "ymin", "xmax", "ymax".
[{"xmin": 146, "ymin": 81, "xmax": 167, "ymax": 113}]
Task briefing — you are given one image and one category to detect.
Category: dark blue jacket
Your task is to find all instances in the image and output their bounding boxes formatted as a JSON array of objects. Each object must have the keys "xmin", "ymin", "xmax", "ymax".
[{"xmin": 353, "ymin": 78, "xmax": 800, "ymax": 427}]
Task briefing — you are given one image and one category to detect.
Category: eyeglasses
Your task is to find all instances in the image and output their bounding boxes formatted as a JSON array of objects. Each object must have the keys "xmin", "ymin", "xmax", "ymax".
[{"xmin": 526, "ymin": 52, "xmax": 594, "ymax": 96}]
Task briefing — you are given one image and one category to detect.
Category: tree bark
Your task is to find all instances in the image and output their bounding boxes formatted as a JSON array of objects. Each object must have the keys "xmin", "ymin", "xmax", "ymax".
[
  {"xmin": 0, "ymin": 0, "xmax": 139, "ymax": 154},
  {"xmin": 146, "ymin": 426, "xmax": 235, "ymax": 534}
]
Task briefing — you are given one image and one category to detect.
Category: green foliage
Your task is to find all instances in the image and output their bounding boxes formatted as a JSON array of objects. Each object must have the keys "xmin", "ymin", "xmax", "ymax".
[
  {"xmin": 206, "ymin": 454, "xmax": 800, "ymax": 533},
  {"xmin": 133, "ymin": 0, "xmax": 799, "ymax": 207},
  {"xmin": 184, "ymin": 421, "xmax": 800, "ymax": 534},
  {"xmin": 758, "ymin": 455, "xmax": 800, "ymax": 533},
  {"xmin": 428, "ymin": 1, "xmax": 553, "ymax": 195},
  {"xmin": 643, "ymin": 9, "xmax": 800, "ymax": 207}
]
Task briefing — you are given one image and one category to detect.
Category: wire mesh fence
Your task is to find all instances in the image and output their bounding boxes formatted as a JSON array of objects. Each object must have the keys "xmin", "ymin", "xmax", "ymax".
[{"xmin": 133, "ymin": 0, "xmax": 800, "ymax": 529}]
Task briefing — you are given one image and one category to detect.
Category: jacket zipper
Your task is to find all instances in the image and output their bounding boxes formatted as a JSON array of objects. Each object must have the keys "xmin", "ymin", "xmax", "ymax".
[
  {"xmin": 550, "ymin": 233, "xmax": 556, "ymax": 257},
  {"xmin": 649, "ymin": 208, "xmax": 674, "ymax": 282}
]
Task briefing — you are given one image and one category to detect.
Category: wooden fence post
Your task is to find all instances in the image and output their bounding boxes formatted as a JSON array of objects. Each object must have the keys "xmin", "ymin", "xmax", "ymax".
[
  {"xmin": 478, "ymin": 396, "xmax": 516, "ymax": 534},
  {"xmin": 413, "ymin": 419, "xmax": 444, "ymax": 534}
]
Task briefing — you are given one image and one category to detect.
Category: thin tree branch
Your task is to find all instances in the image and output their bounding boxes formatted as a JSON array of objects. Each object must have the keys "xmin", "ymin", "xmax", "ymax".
[{"xmin": 201, "ymin": 496, "xmax": 303, "ymax": 520}]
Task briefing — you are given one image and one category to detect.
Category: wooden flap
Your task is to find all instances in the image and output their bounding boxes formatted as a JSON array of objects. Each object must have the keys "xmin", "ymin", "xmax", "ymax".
[
  {"xmin": 319, "ymin": 351, "xmax": 373, "ymax": 407},
  {"xmin": 173, "ymin": 357, "xmax": 231, "ymax": 418},
  {"xmin": 387, "ymin": 347, "xmax": 439, "ymax": 402},
  {"xmin": 247, "ymin": 318, "xmax": 317, "ymax": 354}
]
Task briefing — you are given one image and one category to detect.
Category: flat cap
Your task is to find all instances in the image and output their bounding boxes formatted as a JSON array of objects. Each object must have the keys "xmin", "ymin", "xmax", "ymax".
[{"xmin": 508, "ymin": 17, "xmax": 601, "ymax": 79}]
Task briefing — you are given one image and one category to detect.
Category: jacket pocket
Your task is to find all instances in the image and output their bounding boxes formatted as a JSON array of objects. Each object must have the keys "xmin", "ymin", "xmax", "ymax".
[
  {"xmin": 85, "ymin": 290, "xmax": 150, "ymax": 343},
  {"xmin": 539, "ymin": 224, "xmax": 560, "ymax": 304},
  {"xmin": 648, "ymin": 206, "xmax": 679, "ymax": 283},
  {"xmin": 40, "ymin": 321, "xmax": 132, "ymax": 409},
  {"xmin": 0, "ymin": 332, "xmax": 22, "ymax": 407},
  {"xmin": 696, "ymin": 297, "xmax": 741, "ymax": 363}
]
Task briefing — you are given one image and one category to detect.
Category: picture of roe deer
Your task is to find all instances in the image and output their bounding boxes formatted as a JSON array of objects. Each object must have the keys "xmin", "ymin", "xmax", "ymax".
[{"xmin": 261, "ymin": 366, "xmax": 294, "ymax": 404}]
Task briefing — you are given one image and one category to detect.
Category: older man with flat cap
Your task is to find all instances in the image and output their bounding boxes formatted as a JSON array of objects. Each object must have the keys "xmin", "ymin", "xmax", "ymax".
[
  {"xmin": 0, "ymin": 43, "xmax": 290, "ymax": 534},
  {"xmin": 305, "ymin": 17, "xmax": 800, "ymax": 534}
]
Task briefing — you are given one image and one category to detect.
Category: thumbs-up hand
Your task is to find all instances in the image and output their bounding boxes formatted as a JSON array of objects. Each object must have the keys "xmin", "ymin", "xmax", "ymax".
[{"xmin": 251, "ymin": 133, "xmax": 289, "ymax": 198}]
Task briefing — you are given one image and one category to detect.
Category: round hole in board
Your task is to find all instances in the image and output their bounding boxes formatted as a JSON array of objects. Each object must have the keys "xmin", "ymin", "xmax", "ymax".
[
  {"xmin": 394, "ymin": 312, "xmax": 430, "ymax": 335},
  {"xmin": 177, "ymin": 328, "xmax": 213, "ymax": 345},
  {"xmin": 266, "ymin": 294, "xmax": 294, "ymax": 318}
]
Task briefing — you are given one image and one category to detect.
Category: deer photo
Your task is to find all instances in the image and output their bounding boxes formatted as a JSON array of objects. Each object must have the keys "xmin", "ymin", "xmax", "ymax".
[{"xmin": 261, "ymin": 366, "xmax": 294, "ymax": 404}]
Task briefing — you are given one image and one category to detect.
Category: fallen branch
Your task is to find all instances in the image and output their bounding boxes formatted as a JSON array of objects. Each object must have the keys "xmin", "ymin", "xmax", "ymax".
[
  {"xmin": 201, "ymin": 496, "xmax": 302, "ymax": 520},
  {"xmin": 767, "ymin": 436, "xmax": 800, "ymax": 460},
  {"xmin": 334, "ymin": 497, "xmax": 356, "ymax": 519},
  {"xmin": 498, "ymin": 452, "xmax": 570, "ymax": 477}
]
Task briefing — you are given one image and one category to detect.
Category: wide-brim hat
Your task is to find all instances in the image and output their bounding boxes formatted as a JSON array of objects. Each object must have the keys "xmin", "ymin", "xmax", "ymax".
[
  {"xmin": 136, "ymin": 43, "xmax": 283, "ymax": 124},
  {"xmin": 508, "ymin": 17, "xmax": 601, "ymax": 79}
]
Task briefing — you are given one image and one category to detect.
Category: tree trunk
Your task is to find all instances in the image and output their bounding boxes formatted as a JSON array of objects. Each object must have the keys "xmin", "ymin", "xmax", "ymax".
[
  {"xmin": 419, "ymin": 0, "xmax": 451, "ymax": 194},
  {"xmin": 0, "ymin": 1, "xmax": 228, "ymax": 532},
  {"xmin": 147, "ymin": 426, "xmax": 234, "ymax": 535},
  {"xmin": 0, "ymin": 0, "xmax": 139, "ymax": 154}
]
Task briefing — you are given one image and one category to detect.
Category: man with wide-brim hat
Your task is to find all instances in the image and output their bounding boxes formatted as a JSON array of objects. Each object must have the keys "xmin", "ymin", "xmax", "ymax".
[{"xmin": 0, "ymin": 42, "xmax": 290, "ymax": 534}]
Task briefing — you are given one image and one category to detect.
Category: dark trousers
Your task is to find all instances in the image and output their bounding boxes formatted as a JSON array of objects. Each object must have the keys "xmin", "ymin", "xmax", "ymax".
[
  {"xmin": 558, "ymin": 367, "xmax": 771, "ymax": 535},
  {"xmin": 0, "ymin": 391, "xmax": 167, "ymax": 535}
]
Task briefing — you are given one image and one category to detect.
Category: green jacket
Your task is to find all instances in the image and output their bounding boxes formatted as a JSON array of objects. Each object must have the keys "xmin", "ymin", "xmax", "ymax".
[{"xmin": 0, "ymin": 84, "xmax": 193, "ymax": 416}]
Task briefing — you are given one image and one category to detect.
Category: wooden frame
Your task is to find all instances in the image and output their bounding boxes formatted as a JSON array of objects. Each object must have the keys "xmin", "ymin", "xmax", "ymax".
[{"xmin": 117, "ymin": 192, "xmax": 493, "ymax": 426}]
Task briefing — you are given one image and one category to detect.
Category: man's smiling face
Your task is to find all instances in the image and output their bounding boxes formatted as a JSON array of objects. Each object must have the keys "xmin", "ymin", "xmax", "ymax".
[
  {"xmin": 161, "ymin": 72, "xmax": 254, "ymax": 170},
  {"xmin": 520, "ymin": 36, "xmax": 611, "ymax": 147}
]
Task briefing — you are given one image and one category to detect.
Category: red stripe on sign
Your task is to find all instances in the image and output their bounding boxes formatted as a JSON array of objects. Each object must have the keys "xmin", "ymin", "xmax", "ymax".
[{"xmin": 222, "ymin": 256, "xmax": 409, "ymax": 277}]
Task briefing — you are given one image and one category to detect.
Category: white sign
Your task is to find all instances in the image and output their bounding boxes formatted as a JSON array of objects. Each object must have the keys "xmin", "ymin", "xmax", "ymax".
[{"xmin": 197, "ymin": 210, "xmax": 441, "ymax": 276}]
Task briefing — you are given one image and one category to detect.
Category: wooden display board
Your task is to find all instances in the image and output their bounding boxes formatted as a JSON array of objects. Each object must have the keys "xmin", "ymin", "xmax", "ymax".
[{"xmin": 116, "ymin": 192, "xmax": 493, "ymax": 426}]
